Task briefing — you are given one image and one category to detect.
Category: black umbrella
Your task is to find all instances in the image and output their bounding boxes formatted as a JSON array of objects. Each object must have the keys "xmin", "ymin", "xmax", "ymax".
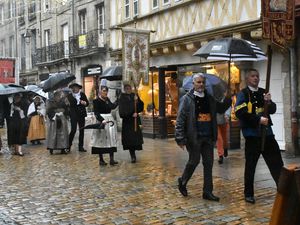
[
  {"xmin": 42, "ymin": 72, "xmax": 76, "ymax": 92},
  {"xmin": 193, "ymin": 37, "xmax": 267, "ymax": 61},
  {"xmin": 80, "ymin": 121, "xmax": 114, "ymax": 129},
  {"xmin": 0, "ymin": 83, "xmax": 28, "ymax": 95},
  {"xmin": 25, "ymin": 85, "xmax": 48, "ymax": 99},
  {"xmin": 99, "ymin": 66, "xmax": 122, "ymax": 81}
]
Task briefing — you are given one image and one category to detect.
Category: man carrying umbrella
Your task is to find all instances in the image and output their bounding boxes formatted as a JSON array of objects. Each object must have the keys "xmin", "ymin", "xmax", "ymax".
[
  {"xmin": 234, "ymin": 68, "xmax": 283, "ymax": 204},
  {"xmin": 175, "ymin": 73, "xmax": 231, "ymax": 201},
  {"xmin": 67, "ymin": 83, "xmax": 89, "ymax": 152}
]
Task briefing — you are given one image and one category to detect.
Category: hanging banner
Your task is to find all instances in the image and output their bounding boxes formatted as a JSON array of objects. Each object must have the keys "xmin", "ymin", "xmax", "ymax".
[
  {"xmin": 262, "ymin": 0, "xmax": 295, "ymax": 48},
  {"xmin": 122, "ymin": 28, "xmax": 150, "ymax": 86},
  {"xmin": 0, "ymin": 59, "xmax": 15, "ymax": 83}
]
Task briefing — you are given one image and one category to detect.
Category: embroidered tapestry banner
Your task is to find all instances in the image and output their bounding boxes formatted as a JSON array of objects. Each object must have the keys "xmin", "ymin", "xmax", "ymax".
[
  {"xmin": 262, "ymin": 0, "xmax": 295, "ymax": 48},
  {"xmin": 122, "ymin": 28, "xmax": 150, "ymax": 86}
]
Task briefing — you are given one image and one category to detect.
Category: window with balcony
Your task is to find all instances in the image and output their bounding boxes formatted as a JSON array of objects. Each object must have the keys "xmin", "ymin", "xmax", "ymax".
[
  {"xmin": 96, "ymin": 3, "xmax": 105, "ymax": 32},
  {"xmin": 9, "ymin": 36, "xmax": 14, "ymax": 57},
  {"xmin": 18, "ymin": 0, "xmax": 25, "ymax": 25},
  {"xmin": 153, "ymin": 0, "xmax": 159, "ymax": 9},
  {"xmin": 125, "ymin": 0, "xmax": 130, "ymax": 19},
  {"xmin": 133, "ymin": 0, "xmax": 139, "ymax": 16},
  {"xmin": 79, "ymin": 9, "xmax": 87, "ymax": 34},
  {"xmin": 8, "ymin": 1, "xmax": 15, "ymax": 19},
  {"xmin": 28, "ymin": 0, "xmax": 36, "ymax": 20}
]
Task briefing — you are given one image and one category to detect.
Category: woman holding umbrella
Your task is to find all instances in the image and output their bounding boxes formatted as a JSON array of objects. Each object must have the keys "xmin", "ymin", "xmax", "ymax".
[
  {"xmin": 7, "ymin": 93, "xmax": 29, "ymax": 156},
  {"xmin": 91, "ymin": 86, "xmax": 118, "ymax": 166}
]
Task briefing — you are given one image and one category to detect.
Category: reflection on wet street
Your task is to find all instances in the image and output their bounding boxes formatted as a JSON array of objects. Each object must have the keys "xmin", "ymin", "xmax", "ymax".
[{"xmin": 0, "ymin": 129, "xmax": 299, "ymax": 224}]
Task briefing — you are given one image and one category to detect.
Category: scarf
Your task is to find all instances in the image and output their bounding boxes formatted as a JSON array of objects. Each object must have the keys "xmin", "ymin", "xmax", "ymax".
[
  {"xmin": 193, "ymin": 90, "xmax": 204, "ymax": 98},
  {"xmin": 72, "ymin": 92, "xmax": 81, "ymax": 105}
]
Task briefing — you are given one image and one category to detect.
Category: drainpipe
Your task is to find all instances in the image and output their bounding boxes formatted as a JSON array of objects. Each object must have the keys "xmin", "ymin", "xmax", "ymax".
[{"xmin": 289, "ymin": 47, "xmax": 299, "ymax": 155}]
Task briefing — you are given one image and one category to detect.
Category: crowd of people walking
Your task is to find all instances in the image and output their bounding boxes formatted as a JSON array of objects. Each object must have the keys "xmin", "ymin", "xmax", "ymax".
[
  {"xmin": 0, "ymin": 69, "xmax": 284, "ymax": 205},
  {"xmin": 0, "ymin": 81, "xmax": 145, "ymax": 166}
]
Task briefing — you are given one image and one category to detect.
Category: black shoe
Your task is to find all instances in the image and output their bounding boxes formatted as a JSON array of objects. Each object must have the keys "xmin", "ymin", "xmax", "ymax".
[
  {"xmin": 245, "ymin": 196, "xmax": 255, "ymax": 204},
  {"xmin": 131, "ymin": 157, "xmax": 136, "ymax": 163},
  {"xmin": 202, "ymin": 192, "xmax": 220, "ymax": 202},
  {"xmin": 61, "ymin": 149, "xmax": 67, "ymax": 154},
  {"xmin": 79, "ymin": 147, "xmax": 87, "ymax": 152},
  {"xmin": 99, "ymin": 160, "xmax": 107, "ymax": 166},
  {"xmin": 218, "ymin": 156, "xmax": 224, "ymax": 164},
  {"xmin": 178, "ymin": 177, "xmax": 188, "ymax": 197},
  {"xmin": 224, "ymin": 148, "xmax": 228, "ymax": 157},
  {"xmin": 110, "ymin": 160, "xmax": 118, "ymax": 165}
]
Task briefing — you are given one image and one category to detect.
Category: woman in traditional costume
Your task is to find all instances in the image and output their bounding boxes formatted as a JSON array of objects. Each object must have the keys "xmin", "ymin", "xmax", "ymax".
[
  {"xmin": 7, "ymin": 93, "xmax": 29, "ymax": 156},
  {"xmin": 118, "ymin": 83, "xmax": 144, "ymax": 163},
  {"xmin": 46, "ymin": 90, "xmax": 70, "ymax": 154},
  {"xmin": 27, "ymin": 96, "xmax": 46, "ymax": 145},
  {"xmin": 91, "ymin": 86, "xmax": 118, "ymax": 166}
]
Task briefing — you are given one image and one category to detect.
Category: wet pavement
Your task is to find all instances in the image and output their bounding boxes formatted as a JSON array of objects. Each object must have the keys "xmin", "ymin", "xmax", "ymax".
[{"xmin": 0, "ymin": 128, "xmax": 299, "ymax": 225}]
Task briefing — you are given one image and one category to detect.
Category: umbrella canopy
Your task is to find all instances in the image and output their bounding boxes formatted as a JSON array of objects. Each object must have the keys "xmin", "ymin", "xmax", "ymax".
[
  {"xmin": 0, "ymin": 83, "xmax": 28, "ymax": 95},
  {"xmin": 80, "ymin": 121, "xmax": 114, "ymax": 129},
  {"xmin": 182, "ymin": 73, "xmax": 227, "ymax": 102},
  {"xmin": 99, "ymin": 66, "xmax": 122, "ymax": 81},
  {"xmin": 25, "ymin": 85, "xmax": 48, "ymax": 99},
  {"xmin": 193, "ymin": 38, "xmax": 267, "ymax": 61},
  {"xmin": 42, "ymin": 72, "xmax": 76, "ymax": 92}
]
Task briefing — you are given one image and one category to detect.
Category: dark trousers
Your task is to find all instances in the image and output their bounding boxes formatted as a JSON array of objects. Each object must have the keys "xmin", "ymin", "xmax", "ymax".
[
  {"xmin": 181, "ymin": 137, "xmax": 214, "ymax": 194},
  {"xmin": 244, "ymin": 136, "xmax": 284, "ymax": 197},
  {"xmin": 69, "ymin": 116, "xmax": 85, "ymax": 148}
]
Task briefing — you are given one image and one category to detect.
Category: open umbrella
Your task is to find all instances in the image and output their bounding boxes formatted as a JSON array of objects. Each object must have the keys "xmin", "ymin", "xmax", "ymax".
[
  {"xmin": 182, "ymin": 73, "xmax": 227, "ymax": 102},
  {"xmin": 80, "ymin": 121, "xmax": 114, "ymax": 129},
  {"xmin": 25, "ymin": 85, "xmax": 48, "ymax": 99},
  {"xmin": 193, "ymin": 38, "xmax": 267, "ymax": 94},
  {"xmin": 0, "ymin": 83, "xmax": 28, "ymax": 95},
  {"xmin": 193, "ymin": 37, "xmax": 267, "ymax": 61},
  {"xmin": 99, "ymin": 66, "xmax": 122, "ymax": 81},
  {"xmin": 42, "ymin": 72, "xmax": 76, "ymax": 92}
]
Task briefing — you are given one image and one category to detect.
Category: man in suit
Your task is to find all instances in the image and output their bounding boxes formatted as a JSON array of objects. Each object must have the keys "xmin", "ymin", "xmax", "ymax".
[{"xmin": 67, "ymin": 83, "xmax": 89, "ymax": 152}]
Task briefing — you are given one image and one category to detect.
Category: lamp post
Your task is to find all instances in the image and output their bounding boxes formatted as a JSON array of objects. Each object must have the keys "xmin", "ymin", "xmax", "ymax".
[{"xmin": 24, "ymin": 29, "xmax": 32, "ymax": 44}]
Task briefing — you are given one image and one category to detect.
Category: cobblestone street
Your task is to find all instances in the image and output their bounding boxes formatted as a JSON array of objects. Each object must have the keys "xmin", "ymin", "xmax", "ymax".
[{"xmin": 0, "ymin": 129, "xmax": 299, "ymax": 225}]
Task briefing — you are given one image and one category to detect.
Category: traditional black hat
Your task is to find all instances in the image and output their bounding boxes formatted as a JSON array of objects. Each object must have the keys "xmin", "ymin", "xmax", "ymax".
[{"xmin": 69, "ymin": 83, "xmax": 82, "ymax": 89}]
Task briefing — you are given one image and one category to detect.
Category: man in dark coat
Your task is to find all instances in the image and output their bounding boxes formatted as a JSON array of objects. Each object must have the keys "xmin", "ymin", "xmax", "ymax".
[
  {"xmin": 235, "ymin": 68, "xmax": 283, "ymax": 204},
  {"xmin": 175, "ymin": 73, "xmax": 231, "ymax": 201},
  {"xmin": 67, "ymin": 83, "xmax": 89, "ymax": 152},
  {"xmin": 119, "ymin": 83, "xmax": 144, "ymax": 163}
]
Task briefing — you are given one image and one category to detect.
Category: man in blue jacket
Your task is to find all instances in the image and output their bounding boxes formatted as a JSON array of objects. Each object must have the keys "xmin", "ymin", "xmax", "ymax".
[
  {"xmin": 175, "ymin": 73, "xmax": 231, "ymax": 201},
  {"xmin": 235, "ymin": 68, "xmax": 283, "ymax": 204}
]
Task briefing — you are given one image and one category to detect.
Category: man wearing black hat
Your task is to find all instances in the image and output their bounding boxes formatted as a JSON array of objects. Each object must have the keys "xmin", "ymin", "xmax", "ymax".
[{"xmin": 67, "ymin": 83, "xmax": 89, "ymax": 152}]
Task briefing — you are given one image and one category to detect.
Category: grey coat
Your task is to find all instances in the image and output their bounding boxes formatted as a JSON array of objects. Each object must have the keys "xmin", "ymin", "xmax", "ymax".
[{"xmin": 175, "ymin": 89, "xmax": 231, "ymax": 149}]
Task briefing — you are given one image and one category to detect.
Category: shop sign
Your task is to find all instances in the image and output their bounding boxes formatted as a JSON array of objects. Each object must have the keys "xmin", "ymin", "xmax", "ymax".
[
  {"xmin": 262, "ymin": 0, "xmax": 295, "ymax": 48},
  {"xmin": 0, "ymin": 59, "xmax": 15, "ymax": 83},
  {"xmin": 78, "ymin": 34, "xmax": 87, "ymax": 49},
  {"xmin": 122, "ymin": 28, "xmax": 150, "ymax": 86},
  {"xmin": 87, "ymin": 66, "xmax": 102, "ymax": 75}
]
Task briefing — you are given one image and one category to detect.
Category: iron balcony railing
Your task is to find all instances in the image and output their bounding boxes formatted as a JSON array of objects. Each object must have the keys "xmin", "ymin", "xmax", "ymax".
[
  {"xmin": 69, "ymin": 29, "xmax": 106, "ymax": 57},
  {"xmin": 34, "ymin": 29, "xmax": 106, "ymax": 64},
  {"xmin": 35, "ymin": 41, "xmax": 69, "ymax": 64}
]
